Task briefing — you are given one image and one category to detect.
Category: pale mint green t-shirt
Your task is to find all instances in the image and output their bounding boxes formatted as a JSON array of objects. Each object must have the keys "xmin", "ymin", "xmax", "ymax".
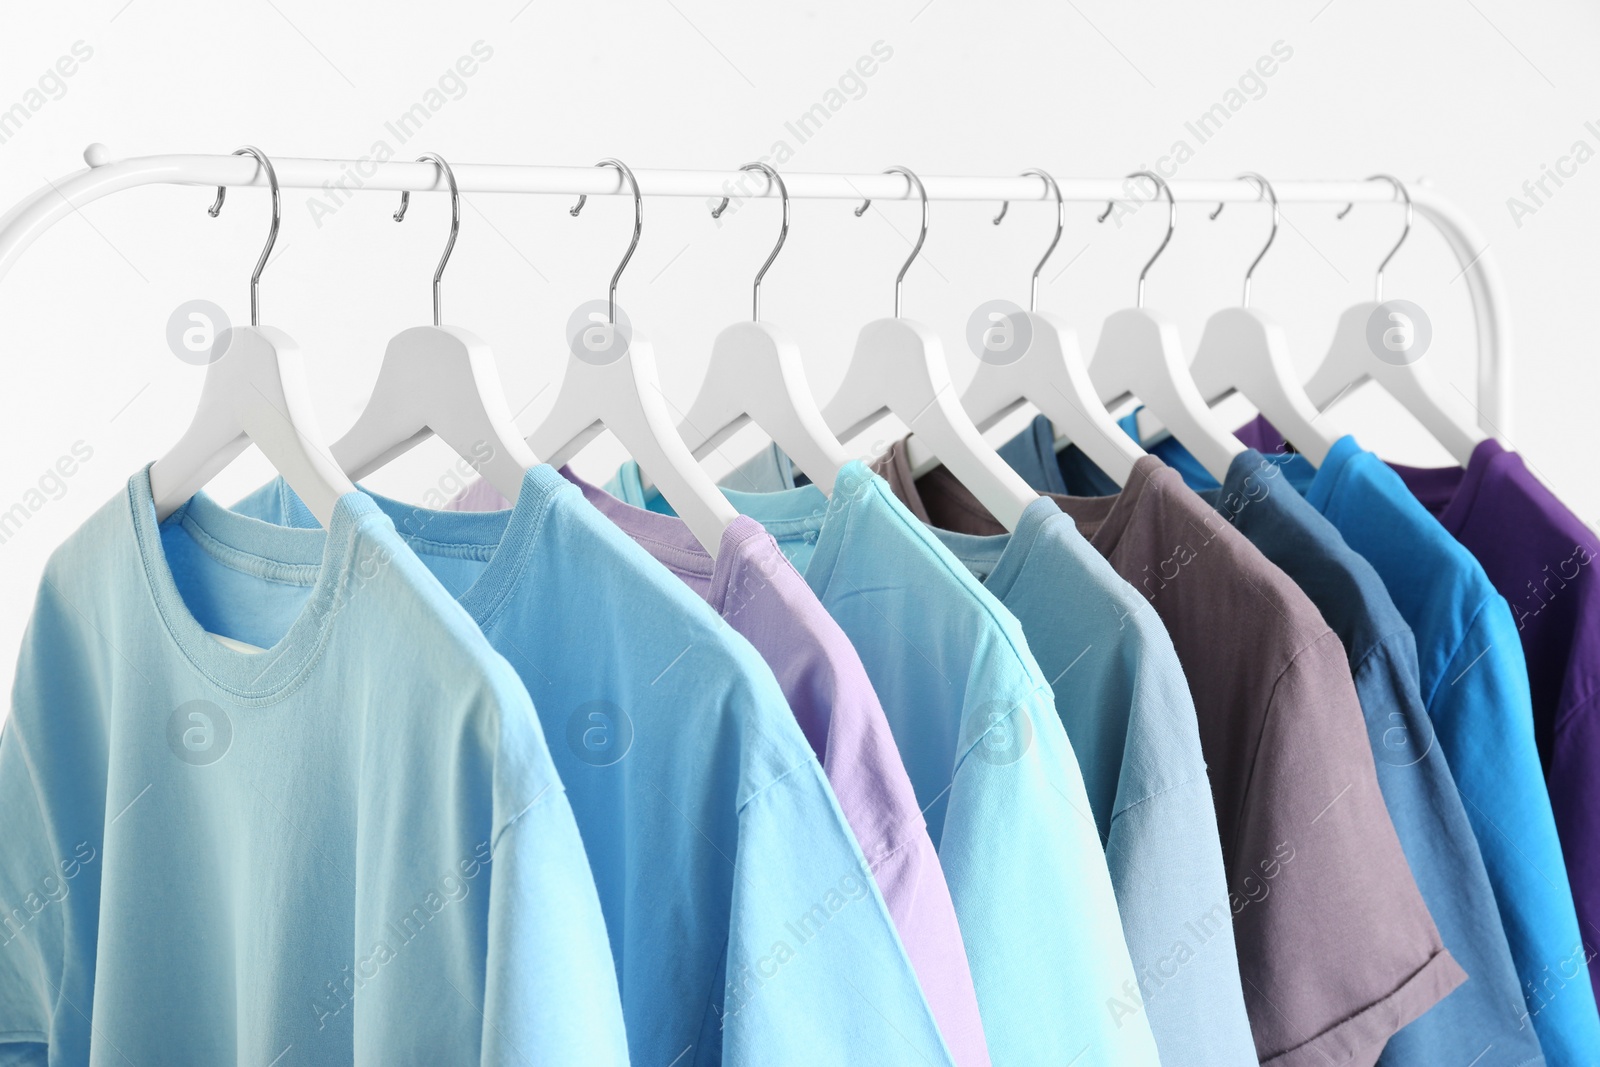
[
  {"xmin": 610, "ymin": 459, "xmax": 1162, "ymax": 1067},
  {"xmin": 0, "ymin": 469, "xmax": 629, "ymax": 1065},
  {"xmin": 232, "ymin": 466, "xmax": 955, "ymax": 1067}
]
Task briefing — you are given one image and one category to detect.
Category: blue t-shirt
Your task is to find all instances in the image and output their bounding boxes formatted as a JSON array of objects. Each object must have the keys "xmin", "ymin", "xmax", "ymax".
[
  {"xmin": 611, "ymin": 459, "xmax": 1161, "ymax": 1067},
  {"xmin": 1017, "ymin": 417, "xmax": 1599, "ymax": 1064},
  {"xmin": 234, "ymin": 466, "xmax": 954, "ymax": 1067},
  {"xmin": 0, "ymin": 469, "xmax": 628, "ymax": 1064}
]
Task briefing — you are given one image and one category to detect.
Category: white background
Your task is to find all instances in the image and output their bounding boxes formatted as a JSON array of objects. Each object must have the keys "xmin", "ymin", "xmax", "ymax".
[{"xmin": 1, "ymin": 0, "xmax": 1597, "ymax": 705}]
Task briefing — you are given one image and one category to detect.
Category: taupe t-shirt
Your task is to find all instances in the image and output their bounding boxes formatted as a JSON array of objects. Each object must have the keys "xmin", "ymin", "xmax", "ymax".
[{"xmin": 874, "ymin": 444, "xmax": 1465, "ymax": 1067}]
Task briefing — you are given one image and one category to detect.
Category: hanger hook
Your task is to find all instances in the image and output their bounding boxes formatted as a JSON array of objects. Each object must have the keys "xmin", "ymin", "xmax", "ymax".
[
  {"xmin": 393, "ymin": 153, "xmax": 459, "ymax": 327},
  {"xmin": 1097, "ymin": 170, "xmax": 1174, "ymax": 308},
  {"xmin": 711, "ymin": 162, "xmax": 789, "ymax": 322},
  {"xmin": 992, "ymin": 169, "xmax": 1063, "ymax": 313},
  {"xmin": 569, "ymin": 158, "xmax": 642, "ymax": 323},
  {"xmin": 854, "ymin": 165, "xmax": 928, "ymax": 318},
  {"xmin": 207, "ymin": 145, "xmax": 279, "ymax": 327},
  {"xmin": 1209, "ymin": 172, "xmax": 1277, "ymax": 307},
  {"xmin": 1336, "ymin": 174, "xmax": 1412, "ymax": 302}
]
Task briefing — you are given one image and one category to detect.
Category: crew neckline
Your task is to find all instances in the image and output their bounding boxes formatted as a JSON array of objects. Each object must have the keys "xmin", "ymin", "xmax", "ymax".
[
  {"xmin": 129, "ymin": 465, "xmax": 380, "ymax": 702},
  {"xmin": 560, "ymin": 465, "xmax": 774, "ymax": 616},
  {"xmin": 261, "ymin": 464, "xmax": 572, "ymax": 629},
  {"xmin": 1387, "ymin": 437, "xmax": 1506, "ymax": 538},
  {"xmin": 1046, "ymin": 456, "xmax": 1160, "ymax": 557}
]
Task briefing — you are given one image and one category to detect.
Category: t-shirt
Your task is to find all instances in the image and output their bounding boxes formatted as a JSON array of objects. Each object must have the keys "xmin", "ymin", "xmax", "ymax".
[
  {"xmin": 1160, "ymin": 420, "xmax": 1600, "ymax": 1064},
  {"xmin": 0, "ymin": 469, "xmax": 629, "ymax": 1064},
  {"xmin": 610, "ymin": 459, "xmax": 1162, "ymax": 1067},
  {"xmin": 450, "ymin": 470, "xmax": 990, "ymax": 1067},
  {"xmin": 233, "ymin": 466, "xmax": 955, "ymax": 1067},
  {"xmin": 1390, "ymin": 438, "xmax": 1600, "ymax": 1018},
  {"xmin": 863, "ymin": 448, "xmax": 1258, "ymax": 1066},
  {"xmin": 1001, "ymin": 425, "xmax": 1541, "ymax": 1064},
  {"xmin": 872, "ymin": 446, "xmax": 1464, "ymax": 1067}
]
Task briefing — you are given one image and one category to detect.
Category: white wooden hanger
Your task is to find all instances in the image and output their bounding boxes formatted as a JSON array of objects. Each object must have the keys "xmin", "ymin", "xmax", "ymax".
[
  {"xmin": 149, "ymin": 146, "xmax": 355, "ymax": 527},
  {"xmin": 329, "ymin": 154, "xmax": 536, "ymax": 503},
  {"xmin": 666, "ymin": 162, "xmax": 849, "ymax": 495},
  {"xmin": 1303, "ymin": 175, "xmax": 1486, "ymax": 465},
  {"xmin": 1087, "ymin": 170, "xmax": 1246, "ymax": 483},
  {"xmin": 821, "ymin": 166, "xmax": 1036, "ymax": 531},
  {"xmin": 1188, "ymin": 173, "xmax": 1342, "ymax": 467},
  {"xmin": 525, "ymin": 159, "xmax": 737, "ymax": 556},
  {"xmin": 959, "ymin": 169, "xmax": 1144, "ymax": 487}
]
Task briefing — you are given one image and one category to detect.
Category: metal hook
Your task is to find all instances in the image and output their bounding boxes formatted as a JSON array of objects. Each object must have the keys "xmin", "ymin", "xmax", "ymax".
[
  {"xmin": 853, "ymin": 166, "xmax": 928, "ymax": 318},
  {"xmin": 1209, "ymin": 172, "xmax": 1277, "ymax": 307},
  {"xmin": 1097, "ymin": 170, "xmax": 1174, "ymax": 308},
  {"xmin": 992, "ymin": 169, "xmax": 1063, "ymax": 313},
  {"xmin": 207, "ymin": 145, "xmax": 279, "ymax": 326},
  {"xmin": 569, "ymin": 158, "xmax": 642, "ymax": 324},
  {"xmin": 711, "ymin": 162, "xmax": 789, "ymax": 322},
  {"xmin": 1336, "ymin": 174, "xmax": 1412, "ymax": 302},
  {"xmin": 393, "ymin": 153, "xmax": 459, "ymax": 327}
]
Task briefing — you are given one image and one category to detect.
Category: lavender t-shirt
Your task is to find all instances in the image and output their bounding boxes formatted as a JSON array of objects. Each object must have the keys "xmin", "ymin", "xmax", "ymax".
[{"xmin": 451, "ymin": 472, "xmax": 990, "ymax": 1067}]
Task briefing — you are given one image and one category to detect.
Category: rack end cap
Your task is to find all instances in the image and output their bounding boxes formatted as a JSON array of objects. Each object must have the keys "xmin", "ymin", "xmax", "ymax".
[{"xmin": 83, "ymin": 143, "xmax": 112, "ymax": 168}]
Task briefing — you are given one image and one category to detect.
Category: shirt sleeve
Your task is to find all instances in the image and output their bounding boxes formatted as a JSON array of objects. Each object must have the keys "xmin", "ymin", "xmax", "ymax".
[
  {"xmin": 720, "ymin": 759, "xmax": 954, "ymax": 1067},
  {"xmin": 1353, "ymin": 634, "xmax": 1543, "ymax": 1062},
  {"xmin": 1235, "ymin": 631, "xmax": 1465, "ymax": 1067},
  {"xmin": 1432, "ymin": 599, "xmax": 1600, "ymax": 1062},
  {"xmin": 1107, "ymin": 775, "xmax": 1259, "ymax": 1065},
  {"xmin": 0, "ymin": 726, "xmax": 58, "ymax": 1057},
  {"xmin": 937, "ymin": 686, "xmax": 1163, "ymax": 1067},
  {"xmin": 480, "ymin": 786, "xmax": 630, "ymax": 1067}
]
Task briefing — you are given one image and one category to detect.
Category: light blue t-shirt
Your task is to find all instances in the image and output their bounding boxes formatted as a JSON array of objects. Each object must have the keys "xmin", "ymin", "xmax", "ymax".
[
  {"xmin": 611, "ymin": 459, "xmax": 1162, "ymax": 1067},
  {"xmin": 1065, "ymin": 427, "xmax": 1599, "ymax": 1064},
  {"xmin": 0, "ymin": 469, "xmax": 629, "ymax": 1065},
  {"xmin": 234, "ymin": 466, "xmax": 954, "ymax": 1067},
  {"xmin": 910, "ymin": 497, "xmax": 1258, "ymax": 1064}
]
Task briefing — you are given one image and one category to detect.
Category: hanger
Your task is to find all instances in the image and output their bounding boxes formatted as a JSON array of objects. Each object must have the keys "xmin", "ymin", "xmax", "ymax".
[
  {"xmin": 329, "ymin": 153, "xmax": 538, "ymax": 502},
  {"xmin": 959, "ymin": 168, "xmax": 1144, "ymax": 487},
  {"xmin": 1303, "ymin": 174, "xmax": 1486, "ymax": 465},
  {"xmin": 821, "ymin": 166, "xmax": 1036, "ymax": 531},
  {"xmin": 1187, "ymin": 173, "xmax": 1343, "ymax": 467},
  {"xmin": 665, "ymin": 162, "xmax": 850, "ymax": 495},
  {"xmin": 1086, "ymin": 170, "xmax": 1246, "ymax": 483},
  {"xmin": 149, "ymin": 146, "xmax": 355, "ymax": 527},
  {"xmin": 525, "ymin": 158, "xmax": 738, "ymax": 556}
]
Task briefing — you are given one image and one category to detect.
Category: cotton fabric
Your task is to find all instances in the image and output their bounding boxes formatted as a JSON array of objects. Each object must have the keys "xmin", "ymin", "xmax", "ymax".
[
  {"xmin": 1390, "ymin": 438, "xmax": 1600, "ymax": 1017},
  {"xmin": 0, "ymin": 469, "xmax": 629, "ymax": 1065},
  {"xmin": 450, "ymin": 468, "xmax": 991, "ymax": 1067},
  {"xmin": 610, "ymin": 459, "xmax": 1162, "ymax": 1067},
  {"xmin": 1149, "ymin": 419, "xmax": 1600, "ymax": 1064},
  {"xmin": 875, "ymin": 444, "xmax": 1464, "ymax": 1067},
  {"xmin": 858, "ymin": 458, "xmax": 1259, "ymax": 1066},
  {"xmin": 234, "ymin": 467, "xmax": 955, "ymax": 1067}
]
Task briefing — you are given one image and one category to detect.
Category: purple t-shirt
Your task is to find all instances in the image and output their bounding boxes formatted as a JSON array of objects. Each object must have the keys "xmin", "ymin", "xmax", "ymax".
[
  {"xmin": 451, "ymin": 473, "xmax": 991, "ymax": 1067},
  {"xmin": 1386, "ymin": 437, "xmax": 1600, "ymax": 1009}
]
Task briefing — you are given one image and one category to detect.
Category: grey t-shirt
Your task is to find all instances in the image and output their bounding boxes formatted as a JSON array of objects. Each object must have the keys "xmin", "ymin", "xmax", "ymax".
[{"xmin": 874, "ymin": 444, "xmax": 1464, "ymax": 1067}]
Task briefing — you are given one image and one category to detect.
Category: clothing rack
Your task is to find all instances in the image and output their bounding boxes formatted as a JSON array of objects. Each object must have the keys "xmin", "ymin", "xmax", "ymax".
[{"xmin": 0, "ymin": 145, "xmax": 1512, "ymax": 434}]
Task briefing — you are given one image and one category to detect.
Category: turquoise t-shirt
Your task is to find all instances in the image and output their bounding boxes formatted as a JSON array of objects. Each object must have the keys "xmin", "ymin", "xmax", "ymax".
[
  {"xmin": 0, "ymin": 470, "xmax": 629, "ymax": 1064},
  {"xmin": 1055, "ymin": 425, "xmax": 1600, "ymax": 1064},
  {"xmin": 233, "ymin": 466, "xmax": 954, "ymax": 1067},
  {"xmin": 611, "ymin": 460, "xmax": 1162, "ymax": 1067}
]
